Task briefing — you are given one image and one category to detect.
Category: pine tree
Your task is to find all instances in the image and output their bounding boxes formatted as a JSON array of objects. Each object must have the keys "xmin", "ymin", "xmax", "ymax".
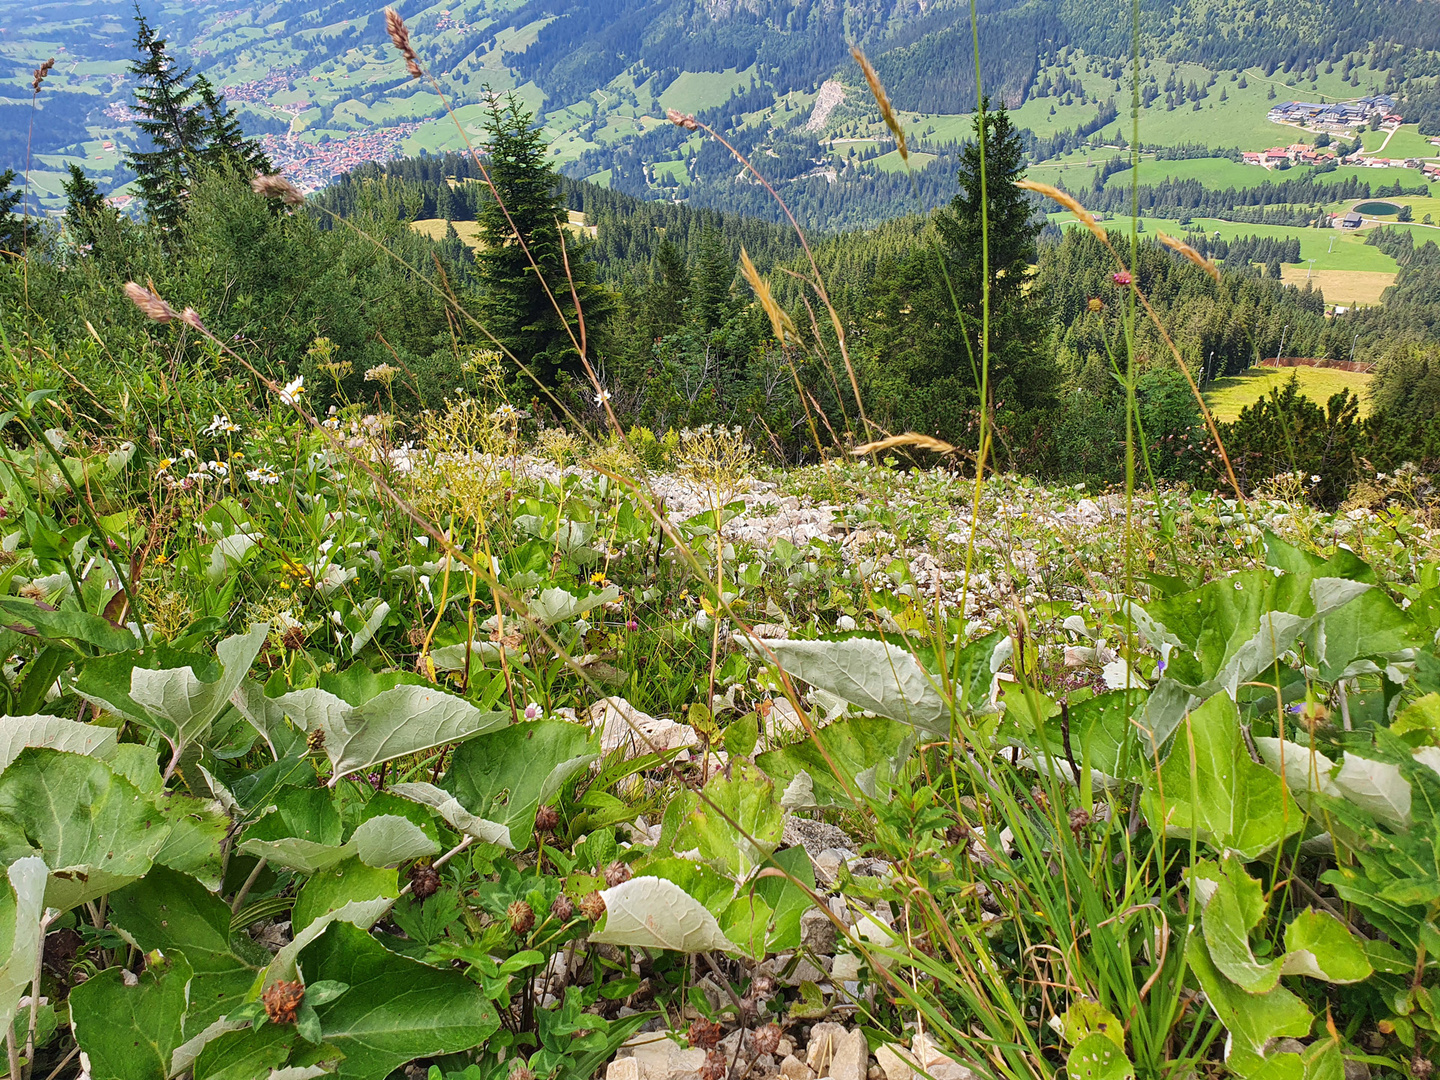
[
  {"xmin": 196, "ymin": 76, "xmax": 270, "ymax": 177},
  {"xmin": 690, "ymin": 226, "xmax": 733, "ymax": 332},
  {"xmin": 61, "ymin": 163, "xmax": 113, "ymax": 250},
  {"xmin": 475, "ymin": 89, "xmax": 607, "ymax": 386},
  {"xmin": 0, "ymin": 169, "xmax": 23, "ymax": 257},
  {"xmin": 126, "ymin": 9, "xmax": 206, "ymax": 230}
]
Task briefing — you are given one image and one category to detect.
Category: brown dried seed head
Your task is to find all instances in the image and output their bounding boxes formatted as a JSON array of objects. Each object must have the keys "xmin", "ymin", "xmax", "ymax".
[
  {"xmin": 751, "ymin": 1023, "xmax": 782, "ymax": 1057},
  {"xmin": 665, "ymin": 108, "xmax": 699, "ymax": 131},
  {"xmin": 850, "ymin": 47, "xmax": 906, "ymax": 162},
  {"xmin": 32, "ymin": 58, "xmax": 55, "ymax": 94},
  {"xmin": 700, "ymin": 1047, "xmax": 728, "ymax": 1080},
  {"xmin": 550, "ymin": 893, "xmax": 575, "ymax": 920},
  {"xmin": 508, "ymin": 899, "xmax": 535, "ymax": 934},
  {"xmin": 263, "ymin": 979, "xmax": 305, "ymax": 1025},
  {"xmin": 306, "ymin": 727, "xmax": 327, "ymax": 752},
  {"xmin": 409, "ymin": 861, "xmax": 440, "ymax": 900},
  {"xmin": 851, "ymin": 433, "xmax": 957, "ymax": 457},
  {"xmin": 688, "ymin": 1018, "xmax": 722, "ymax": 1050},
  {"xmin": 406, "ymin": 58, "xmax": 423, "ymax": 80},
  {"xmin": 251, "ymin": 173, "xmax": 305, "ymax": 207},
  {"xmin": 739, "ymin": 247, "xmax": 798, "ymax": 346},
  {"xmin": 534, "ymin": 805, "xmax": 560, "ymax": 833},
  {"xmin": 509, "ymin": 1065, "xmax": 534, "ymax": 1080},
  {"xmin": 124, "ymin": 281, "xmax": 177, "ymax": 324},
  {"xmin": 280, "ymin": 624, "xmax": 308, "ymax": 650},
  {"xmin": 180, "ymin": 308, "xmax": 206, "ymax": 332},
  {"xmin": 603, "ymin": 860, "xmax": 632, "ymax": 887},
  {"xmin": 385, "ymin": 8, "xmax": 412, "ymax": 54},
  {"xmin": 578, "ymin": 891, "xmax": 606, "ymax": 922}
]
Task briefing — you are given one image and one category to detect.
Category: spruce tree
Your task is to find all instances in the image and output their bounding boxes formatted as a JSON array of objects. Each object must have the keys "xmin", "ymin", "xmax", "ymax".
[
  {"xmin": 196, "ymin": 76, "xmax": 271, "ymax": 177},
  {"xmin": 475, "ymin": 89, "xmax": 606, "ymax": 385},
  {"xmin": 0, "ymin": 170, "xmax": 23, "ymax": 257},
  {"xmin": 126, "ymin": 9, "xmax": 205, "ymax": 230},
  {"xmin": 689, "ymin": 226, "xmax": 734, "ymax": 332},
  {"xmin": 61, "ymin": 163, "xmax": 112, "ymax": 249}
]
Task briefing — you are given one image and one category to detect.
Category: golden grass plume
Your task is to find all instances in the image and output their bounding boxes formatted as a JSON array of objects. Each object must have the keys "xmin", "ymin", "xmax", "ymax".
[
  {"xmin": 851, "ymin": 433, "xmax": 959, "ymax": 456},
  {"xmin": 739, "ymin": 248, "xmax": 799, "ymax": 346},
  {"xmin": 1016, "ymin": 179, "xmax": 1105, "ymax": 241},
  {"xmin": 1157, "ymin": 231, "xmax": 1222, "ymax": 282},
  {"xmin": 850, "ymin": 47, "xmax": 907, "ymax": 163}
]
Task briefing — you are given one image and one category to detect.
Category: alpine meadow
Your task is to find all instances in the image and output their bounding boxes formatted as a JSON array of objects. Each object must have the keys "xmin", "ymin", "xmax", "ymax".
[{"xmin": 3, "ymin": 2, "xmax": 1440, "ymax": 1080}]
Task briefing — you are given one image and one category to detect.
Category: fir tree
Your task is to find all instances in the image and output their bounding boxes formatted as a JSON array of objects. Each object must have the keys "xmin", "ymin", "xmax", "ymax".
[
  {"xmin": 689, "ymin": 226, "xmax": 734, "ymax": 333},
  {"xmin": 196, "ymin": 76, "xmax": 271, "ymax": 177},
  {"xmin": 475, "ymin": 89, "xmax": 607, "ymax": 385},
  {"xmin": 61, "ymin": 163, "xmax": 112, "ymax": 250},
  {"xmin": 0, "ymin": 169, "xmax": 24, "ymax": 257},
  {"xmin": 126, "ymin": 9, "xmax": 205, "ymax": 230}
]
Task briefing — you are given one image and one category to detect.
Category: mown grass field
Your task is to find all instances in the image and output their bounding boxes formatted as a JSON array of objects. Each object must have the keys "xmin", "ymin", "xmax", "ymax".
[
  {"xmin": 1205, "ymin": 363, "xmax": 1373, "ymax": 420},
  {"xmin": 1277, "ymin": 267, "xmax": 1394, "ymax": 305}
]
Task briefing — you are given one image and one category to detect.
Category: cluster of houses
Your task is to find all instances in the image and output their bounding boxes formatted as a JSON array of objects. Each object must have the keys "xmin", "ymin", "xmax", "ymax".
[
  {"xmin": 1241, "ymin": 143, "xmax": 1339, "ymax": 167},
  {"xmin": 1266, "ymin": 93, "xmax": 1399, "ymax": 130},
  {"xmin": 258, "ymin": 123, "xmax": 424, "ymax": 192}
]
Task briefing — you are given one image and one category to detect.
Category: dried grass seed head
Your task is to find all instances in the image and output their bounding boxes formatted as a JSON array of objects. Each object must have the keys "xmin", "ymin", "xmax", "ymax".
[
  {"xmin": 739, "ymin": 248, "xmax": 798, "ymax": 347},
  {"xmin": 851, "ymin": 46, "xmax": 907, "ymax": 162},
  {"xmin": 384, "ymin": 8, "xmax": 422, "ymax": 78},
  {"xmin": 32, "ymin": 57, "xmax": 55, "ymax": 94},
  {"xmin": 665, "ymin": 108, "xmax": 700, "ymax": 131},
  {"xmin": 1157, "ymin": 231, "xmax": 1222, "ymax": 282},
  {"xmin": 124, "ymin": 281, "xmax": 177, "ymax": 324},
  {"xmin": 251, "ymin": 173, "xmax": 305, "ymax": 206},
  {"xmin": 851, "ymin": 432, "xmax": 957, "ymax": 457},
  {"xmin": 1015, "ymin": 179, "xmax": 1105, "ymax": 241}
]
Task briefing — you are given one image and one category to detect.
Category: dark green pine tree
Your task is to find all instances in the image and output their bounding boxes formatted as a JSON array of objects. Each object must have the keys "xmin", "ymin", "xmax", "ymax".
[
  {"xmin": 61, "ymin": 163, "xmax": 113, "ymax": 250},
  {"xmin": 475, "ymin": 89, "xmax": 608, "ymax": 386},
  {"xmin": 689, "ymin": 226, "xmax": 734, "ymax": 333},
  {"xmin": 643, "ymin": 238, "xmax": 690, "ymax": 333},
  {"xmin": 196, "ymin": 76, "xmax": 271, "ymax": 176},
  {"xmin": 0, "ymin": 169, "xmax": 23, "ymax": 257},
  {"xmin": 126, "ymin": 8, "xmax": 206, "ymax": 230}
]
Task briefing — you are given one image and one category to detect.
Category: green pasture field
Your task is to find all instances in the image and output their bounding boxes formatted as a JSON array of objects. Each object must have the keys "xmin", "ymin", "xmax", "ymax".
[
  {"xmin": 658, "ymin": 69, "xmax": 753, "ymax": 115},
  {"xmin": 1205, "ymin": 364, "xmax": 1373, "ymax": 420}
]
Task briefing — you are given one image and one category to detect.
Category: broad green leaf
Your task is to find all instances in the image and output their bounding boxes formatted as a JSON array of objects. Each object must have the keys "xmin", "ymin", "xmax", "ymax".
[
  {"xmin": 71, "ymin": 952, "xmax": 194, "ymax": 1080},
  {"xmin": 745, "ymin": 637, "xmax": 948, "ymax": 732},
  {"xmin": 1037, "ymin": 689, "xmax": 1151, "ymax": 781},
  {"xmin": 192, "ymin": 1024, "xmax": 297, "ymax": 1080},
  {"xmin": 239, "ymin": 838, "xmax": 353, "ymax": 875},
  {"xmin": 1201, "ymin": 859, "xmax": 1283, "ymax": 993},
  {"xmin": 109, "ymin": 868, "xmax": 268, "ymax": 1035},
  {"xmin": 527, "ymin": 585, "xmax": 619, "ymax": 626},
  {"xmin": 0, "ymin": 595, "xmax": 139, "ymax": 653},
  {"xmin": 444, "ymin": 721, "xmax": 595, "ymax": 850},
  {"xmin": 720, "ymin": 893, "xmax": 773, "ymax": 960},
  {"xmin": 1066, "ymin": 1033, "xmax": 1135, "ymax": 1080},
  {"xmin": 1254, "ymin": 738, "xmax": 1339, "ymax": 807},
  {"xmin": 348, "ymin": 815, "xmax": 438, "ymax": 868},
  {"xmin": 674, "ymin": 761, "xmax": 783, "ymax": 881},
  {"xmin": 1304, "ymin": 587, "xmax": 1426, "ymax": 682},
  {"xmin": 292, "ymin": 858, "xmax": 399, "ymax": 936},
  {"xmin": 589, "ymin": 876, "xmax": 736, "ymax": 953},
  {"xmin": 128, "ymin": 625, "xmax": 269, "ymax": 756},
  {"xmin": 1058, "ymin": 1000, "xmax": 1125, "ymax": 1049},
  {"xmin": 756, "ymin": 717, "xmax": 915, "ymax": 808},
  {"xmin": 207, "ymin": 534, "xmax": 258, "ymax": 585},
  {"xmin": 1280, "ymin": 909, "xmax": 1373, "ymax": 983},
  {"xmin": 0, "ymin": 715, "xmax": 117, "ymax": 771},
  {"xmin": 387, "ymin": 782, "xmax": 513, "ymax": 848},
  {"xmin": 1332, "ymin": 754, "xmax": 1412, "ymax": 830},
  {"xmin": 260, "ymin": 899, "xmax": 395, "ymax": 992},
  {"xmin": 0, "ymin": 858, "xmax": 47, "ymax": 1036},
  {"xmin": 229, "ymin": 680, "xmax": 305, "ymax": 761},
  {"xmin": 0, "ymin": 748, "xmax": 171, "ymax": 911},
  {"xmin": 750, "ymin": 845, "xmax": 817, "ymax": 953},
  {"xmin": 1185, "ymin": 933, "xmax": 1312, "ymax": 1055},
  {"xmin": 300, "ymin": 921, "xmax": 500, "ymax": 1080},
  {"xmin": 1142, "ymin": 694, "xmax": 1300, "ymax": 860},
  {"xmin": 277, "ymin": 684, "xmax": 508, "ymax": 785},
  {"xmin": 155, "ymin": 794, "xmax": 231, "ymax": 891}
]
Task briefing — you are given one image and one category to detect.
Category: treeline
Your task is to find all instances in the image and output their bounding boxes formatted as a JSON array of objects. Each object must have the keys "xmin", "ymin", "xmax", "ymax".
[
  {"xmin": 1183, "ymin": 232, "xmax": 1304, "ymax": 267},
  {"xmin": 1072, "ymin": 172, "xmax": 1393, "ymax": 217}
]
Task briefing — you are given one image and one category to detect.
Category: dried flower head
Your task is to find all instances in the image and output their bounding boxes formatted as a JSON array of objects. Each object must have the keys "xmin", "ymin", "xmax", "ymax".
[
  {"xmin": 665, "ymin": 107, "xmax": 699, "ymax": 131},
  {"xmin": 263, "ymin": 979, "xmax": 305, "ymax": 1025},
  {"xmin": 851, "ymin": 432, "xmax": 957, "ymax": 457},
  {"xmin": 509, "ymin": 1065, "xmax": 534, "ymax": 1080},
  {"xmin": 578, "ymin": 891, "xmax": 606, "ymax": 922},
  {"xmin": 700, "ymin": 1048, "xmax": 728, "ymax": 1080},
  {"xmin": 550, "ymin": 893, "xmax": 575, "ymax": 920},
  {"xmin": 688, "ymin": 1018, "xmax": 723, "ymax": 1050},
  {"xmin": 32, "ymin": 58, "xmax": 55, "ymax": 94},
  {"xmin": 1157, "ymin": 231, "xmax": 1221, "ymax": 282},
  {"xmin": 534, "ymin": 805, "xmax": 560, "ymax": 834},
  {"xmin": 508, "ymin": 899, "xmax": 535, "ymax": 934},
  {"xmin": 1069, "ymin": 807, "xmax": 1093, "ymax": 841},
  {"xmin": 180, "ymin": 308, "xmax": 206, "ymax": 332},
  {"xmin": 408, "ymin": 861, "xmax": 440, "ymax": 900},
  {"xmin": 850, "ymin": 46, "xmax": 906, "ymax": 162},
  {"xmin": 251, "ymin": 173, "xmax": 305, "ymax": 207},
  {"xmin": 305, "ymin": 727, "xmax": 327, "ymax": 753},
  {"xmin": 603, "ymin": 860, "xmax": 633, "ymax": 888},
  {"xmin": 124, "ymin": 281, "xmax": 177, "ymax": 323},
  {"xmin": 751, "ymin": 1023, "xmax": 782, "ymax": 1057}
]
